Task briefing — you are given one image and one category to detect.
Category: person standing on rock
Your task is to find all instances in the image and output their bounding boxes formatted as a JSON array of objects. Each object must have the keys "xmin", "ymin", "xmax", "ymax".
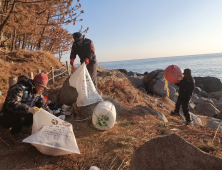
[
  {"xmin": 0, "ymin": 73, "xmax": 51, "ymax": 141},
  {"xmin": 70, "ymin": 32, "xmax": 97, "ymax": 88},
  {"xmin": 171, "ymin": 69, "xmax": 195, "ymax": 125}
]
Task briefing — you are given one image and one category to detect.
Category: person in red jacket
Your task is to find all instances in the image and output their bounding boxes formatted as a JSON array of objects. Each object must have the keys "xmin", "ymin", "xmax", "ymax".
[
  {"xmin": 70, "ymin": 32, "xmax": 97, "ymax": 88},
  {"xmin": 0, "ymin": 73, "xmax": 50, "ymax": 139}
]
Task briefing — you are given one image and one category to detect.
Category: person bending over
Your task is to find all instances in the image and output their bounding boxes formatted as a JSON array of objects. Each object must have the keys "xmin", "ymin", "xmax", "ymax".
[
  {"xmin": 0, "ymin": 73, "xmax": 50, "ymax": 138},
  {"xmin": 70, "ymin": 32, "xmax": 97, "ymax": 88}
]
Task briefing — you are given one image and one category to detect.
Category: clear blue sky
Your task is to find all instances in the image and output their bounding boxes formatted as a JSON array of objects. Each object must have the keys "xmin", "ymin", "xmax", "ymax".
[{"xmin": 62, "ymin": 0, "xmax": 222, "ymax": 63}]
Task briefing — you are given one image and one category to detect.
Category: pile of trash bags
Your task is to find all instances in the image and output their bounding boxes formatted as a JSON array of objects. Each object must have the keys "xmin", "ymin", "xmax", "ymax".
[{"xmin": 23, "ymin": 63, "xmax": 117, "ymax": 156}]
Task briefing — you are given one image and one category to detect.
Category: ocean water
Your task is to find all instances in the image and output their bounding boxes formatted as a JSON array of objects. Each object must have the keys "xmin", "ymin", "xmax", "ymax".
[{"xmin": 98, "ymin": 53, "xmax": 222, "ymax": 82}]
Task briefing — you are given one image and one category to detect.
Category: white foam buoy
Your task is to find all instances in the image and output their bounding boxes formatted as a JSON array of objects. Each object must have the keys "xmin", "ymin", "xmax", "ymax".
[{"xmin": 92, "ymin": 101, "xmax": 116, "ymax": 130}]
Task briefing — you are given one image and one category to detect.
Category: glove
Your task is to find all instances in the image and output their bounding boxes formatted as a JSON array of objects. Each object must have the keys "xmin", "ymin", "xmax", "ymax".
[
  {"xmin": 70, "ymin": 59, "xmax": 75, "ymax": 70},
  {"xmin": 177, "ymin": 76, "xmax": 183, "ymax": 81},
  {"xmin": 84, "ymin": 58, "xmax": 89, "ymax": 65},
  {"xmin": 28, "ymin": 107, "xmax": 41, "ymax": 114},
  {"xmin": 70, "ymin": 59, "xmax": 74, "ymax": 66}
]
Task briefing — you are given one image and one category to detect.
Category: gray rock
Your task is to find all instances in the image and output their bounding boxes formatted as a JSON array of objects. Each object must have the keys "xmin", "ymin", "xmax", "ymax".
[
  {"xmin": 196, "ymin": 102, "xmax": 220, "ymax": 117},
  {"xmin": 205, "ymin": 120, "xmax": 222, "ymax": 130},
  {"xmin": 58, "ymin": 76, "xmax": 78, "ymax": 107},
  {"xmin": 116, "ymin": 69, "xmax": 128, "ymax": 74},
  {"xmin": 153, "ymin": 80, "xmax": 176, "ymax": 99},
  {"xmin": 194, "ymin": 77, "xmax": 222, "ymax": 93},
  {"xmin": 140, "ymin": 105, "xmax": 168, "ymax": 122},
  {"xmin": 194, "ymin": 87, "xmax": 208, "ymax": 97},
  {"xmin": 208, "ymin": 91, "xmax": 222, "ymax": 100},
  {"xmin": 103, "ymin": 97, "xmax": 124, "ymax": 114},
  {"xmin": 172, "ymin": 92, "xmax": 178, "ymax": 103},
  {"xmin": 179, "ymin": 110, "xmax": 202, "ymax": 126},
  {"xmin": 191, "ymin": 94, "xmax": 199, "ymax": 100},
  {"xmin": 127, "ymin": 77, "xmax": 145, "ymax": 88},
  {"xmin": 126, "ymin": 71, "xmax": 137, "ymax": 77},
  {"xmin": 138, "ymin": 87, "xmax": 147, "ymax": 94},
  {"xmin": 131, "ymin": 133, "xmax": 222, "ymax": 170},
  {"xmin": 71, "ymin": 97, "xmax": 124, "ymax": 117},
  {"xmin": 142, "ymin": 69, "xmax": 163, "ymax": 88}
]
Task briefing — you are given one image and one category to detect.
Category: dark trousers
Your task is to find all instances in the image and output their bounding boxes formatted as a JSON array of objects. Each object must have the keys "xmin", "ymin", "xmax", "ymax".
[
  {"xmin": 87, "ymin": 63, "xmax": 97, "ymax": 89},
  {"xmin": 174, "ymin": 97, "xmax": 191, "ymax": 121},
  {"xmin": 0, "ymin": 113, "xmax": 33, "ymax": 135}
]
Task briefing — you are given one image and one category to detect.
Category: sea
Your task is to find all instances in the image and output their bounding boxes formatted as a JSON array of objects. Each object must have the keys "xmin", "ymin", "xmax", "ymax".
[{"xmin": 98, "ymin": 53, "xmax": 222, "ymax": 82}]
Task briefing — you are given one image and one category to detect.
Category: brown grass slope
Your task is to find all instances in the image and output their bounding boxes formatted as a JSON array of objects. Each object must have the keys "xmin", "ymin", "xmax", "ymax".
[
  {"xmin": 0, "ymin": 50, "xmax": 221, "ymax": 170},
  {"xmin": 0, "ymin": 49, "xmax": 62, "ymax": 108}
]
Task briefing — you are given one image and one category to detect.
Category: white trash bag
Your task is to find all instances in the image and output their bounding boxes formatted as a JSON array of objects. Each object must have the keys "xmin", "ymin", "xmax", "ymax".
[
  {"xmin": 92, "ymin": 101, "xmax": 116, "ymax": 130},
  {"xmin": 69, "ymin": 63, "xmax": 103, "ymax": 107},
  {"xmin": 22, "ymin": 109, "xmax": 80, "ymax": 156}
]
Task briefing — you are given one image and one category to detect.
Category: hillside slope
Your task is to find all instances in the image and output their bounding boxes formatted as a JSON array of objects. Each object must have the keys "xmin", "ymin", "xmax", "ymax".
[
  {"xmin": 0, "ymin": 50, "xmax": 221, "ymax": 170},
  {"xmin": 0, "ymin": 49, "xmax": 63, "ymax": 108}
]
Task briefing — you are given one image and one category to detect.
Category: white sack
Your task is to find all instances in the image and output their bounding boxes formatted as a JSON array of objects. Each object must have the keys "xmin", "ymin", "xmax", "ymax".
[
  {"xmin": 69, "ymin": 63, "xmax": 103, "ymax": 107},
  {"xmin": 22, "ymin": 109, "xmax": 80, "ymax": 156},
  {"xmin": 92, "ymin": 101, "xmax": 116, "ymax": 130}
]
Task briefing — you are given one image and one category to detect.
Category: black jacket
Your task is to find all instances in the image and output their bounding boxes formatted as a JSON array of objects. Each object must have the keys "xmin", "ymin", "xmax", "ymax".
[
  {"xmin": 1, "ymin": 76, "xmax": 50, "ymax": 115},
  {"xmin": 176, "ymin": 77, "xmax": 195, "ymax": 101}
]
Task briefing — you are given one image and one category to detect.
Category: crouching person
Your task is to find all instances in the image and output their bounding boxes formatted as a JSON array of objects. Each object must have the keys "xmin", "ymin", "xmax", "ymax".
[{"xmin": 0, "ymin": 73, "xmax": 50, "ymax": 140}]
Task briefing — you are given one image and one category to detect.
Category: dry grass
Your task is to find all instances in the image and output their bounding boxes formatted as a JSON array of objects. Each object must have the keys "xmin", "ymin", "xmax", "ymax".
[{"xmin": 0, "ymin": 51, "xmax": 222, "ymax": 169}]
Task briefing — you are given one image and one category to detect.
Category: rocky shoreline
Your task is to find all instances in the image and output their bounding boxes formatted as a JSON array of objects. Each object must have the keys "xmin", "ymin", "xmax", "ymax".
[{"xmin": 116, "ymin": 68, "xmax": 222, "ymax": 123}]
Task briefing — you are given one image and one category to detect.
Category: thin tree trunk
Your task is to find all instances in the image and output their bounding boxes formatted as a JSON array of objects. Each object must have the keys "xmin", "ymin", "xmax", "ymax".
[{"xmin": 0, "ymin": 1, "xmax": 16, "ymax": 32}]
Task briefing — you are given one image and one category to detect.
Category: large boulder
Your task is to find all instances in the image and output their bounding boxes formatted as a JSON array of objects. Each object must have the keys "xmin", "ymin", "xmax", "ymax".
[
  {"xmin": 142, "ymin": 69, "xmax": 163, "ymax": 92},
  {"xmin": 142, "ymin": 69, "xmax": 177, "ymax": 98},
  {"xmin": 208, "ymin": 91, "xmax": 222, "ymax": 100},
  {"xmin": 153, "ymin": 80, "xmax": 176, "ymax": 99},
  {"xmin": 195, "ymin": 102, "xmax": 220, "ymax": 117},
  {"xmin": 179, "ymin": 110, "xmax": 202, "ymax": 126},
  {"xmin": 194, "ymin": 77, "xmax": 222, "ymax": 93},
  {"xmin": 205, "ymin": 120, "xmax": 222, "ymax": 130},
  {"xmin": 127, "ymin": 77, "xmax": 145, "ymax": 88},
  {"xmin": 58, "ymin": 76, "xmax": 78, "ymax": 107},
  {"xmin": 126, "ymin": 71, "xmax": 137, "ymax": 77},
  {"xmin": 71, "ymin": 97, "xmax": 124, "ymax": 117},
  {"xmin": 131, "ymin": 133, "xmax": 222, "ymax": 170},
  {"xmin": 139, "ymin": 105, "xmax": 168, "ymax": 122},
  {"xmin": 194, "ymin": 87, "xmax": 208, "ymax": 97}
]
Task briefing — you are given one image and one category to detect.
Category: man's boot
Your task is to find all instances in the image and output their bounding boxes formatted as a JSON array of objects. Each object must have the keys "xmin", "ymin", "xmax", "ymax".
[{"xmin": 171, "ymin": 111, "xmax": 179, "ymax": 116}]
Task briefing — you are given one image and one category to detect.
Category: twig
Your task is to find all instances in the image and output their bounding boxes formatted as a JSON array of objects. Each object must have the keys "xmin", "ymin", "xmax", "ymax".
[
  {"xmin": 117, "ymin": 158, "xmax": 126, "ymax": 170},
  {"xmin": 212, "ymin": 122, "xmax": 221, "ymax": 143},
  {"xmin": 109, "ymin": 156, "xmax": 118, "ymax": 170},
  {"xmin": 0, "ymin": 137, "xmax": 10, "ymax": 147}
]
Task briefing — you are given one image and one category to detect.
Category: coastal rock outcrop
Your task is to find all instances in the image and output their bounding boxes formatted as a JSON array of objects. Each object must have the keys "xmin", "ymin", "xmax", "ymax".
[
  {"xmin": 194, "ymin": 87, "xmax": 208, "ymax": 97},
  {"xmin": 208, "ymin": 91, "xmax": 222, "ymax": 100},
  {"xmin": 142, "ymin": 70, "xmax": 177, "ymax": 99},
  {"xmin": 131, "ymin": 133, "xmax": 222, "ymax": 170},
  {"xmin": 194, "ymin": 77, "xmax": 222, "ymax": 93}
]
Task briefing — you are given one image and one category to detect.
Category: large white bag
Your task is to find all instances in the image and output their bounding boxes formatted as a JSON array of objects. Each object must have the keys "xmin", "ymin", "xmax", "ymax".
[
  {"xmin": 92, "ymin": 101, "xmax": 116, "ymax": 130},
  {"xmin": 69, "ymin": 63, "xmax": 103, "ymax": 107},
  {"xmin": 22, "ymin": 109, "xmax": 80, "ymax": 156}
]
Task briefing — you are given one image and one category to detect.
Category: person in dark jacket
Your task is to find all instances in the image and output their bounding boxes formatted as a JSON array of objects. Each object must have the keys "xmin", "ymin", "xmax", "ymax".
[
  {"xmin": 171, "ymin": 68, "xmax": 195, "ymax": 125},
  {"xmin": 0, "ymin": 73, "xmax": 50, "ymax": 136},
  {"xmin": 70, "ymin": 32, "xmax": 97, "ymax": 88}
]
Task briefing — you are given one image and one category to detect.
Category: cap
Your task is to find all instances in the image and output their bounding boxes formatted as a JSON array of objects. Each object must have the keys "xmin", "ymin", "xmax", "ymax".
[
  {"xmin": 33, "ymin": 73, "xmax": 48, "ymax": 87},
  {"xmin": 73, "ymin": 32, "xmax": 83, "ymax": 42}
]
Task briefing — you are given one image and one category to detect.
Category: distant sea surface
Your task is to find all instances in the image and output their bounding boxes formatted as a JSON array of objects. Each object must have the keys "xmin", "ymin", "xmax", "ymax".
[{"xmin": 98, "ymin": 53, "xmax": 222, "ymax": 82}]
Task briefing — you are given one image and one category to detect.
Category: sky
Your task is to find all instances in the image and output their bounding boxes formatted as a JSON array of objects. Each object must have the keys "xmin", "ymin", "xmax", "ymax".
[{"xmin": 61, "ymin": 0, "xmax": 222, "ymax": 63}]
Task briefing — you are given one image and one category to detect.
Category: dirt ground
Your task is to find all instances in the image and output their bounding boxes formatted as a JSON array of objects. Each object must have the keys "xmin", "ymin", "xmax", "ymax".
[{"xmin": 0, "ymin": 50, "xmax": 222, "ymax": 170}]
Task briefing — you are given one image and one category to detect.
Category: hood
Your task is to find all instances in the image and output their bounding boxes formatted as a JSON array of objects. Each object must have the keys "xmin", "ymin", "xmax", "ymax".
[{"xmin": 18, "ymin": 75, "xmax": 35, "ymax": 88}]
